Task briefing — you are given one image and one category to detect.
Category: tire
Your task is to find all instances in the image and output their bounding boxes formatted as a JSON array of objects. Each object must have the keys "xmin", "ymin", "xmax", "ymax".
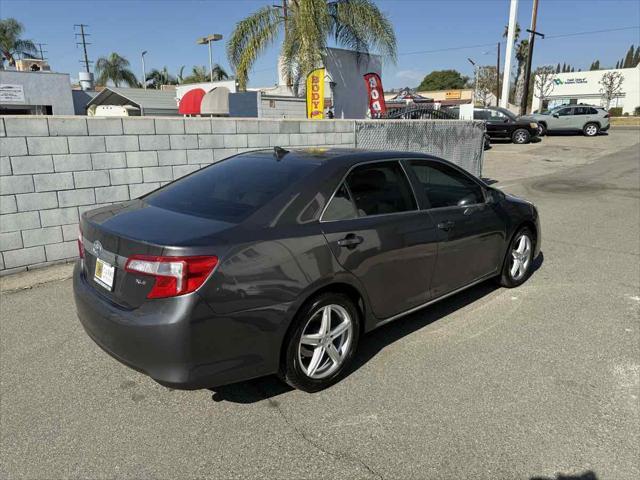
[
  {"xmin": 496, "ymin": 227, "xmax": 535, "ymax": 288},
  {"xmin": 512, "ymin": 128, "xmax": 531, "ymax": 144},
  {"xmin": 280, "ymin": 293, "xmax": 361, "ymax": 392},
  {"xmin": 583, "ymin": 122, "xmax": 599, "ymax": 137},
  {"xmin": 537, "ymin": 123, "xmax": 547, "ymax": 136}
]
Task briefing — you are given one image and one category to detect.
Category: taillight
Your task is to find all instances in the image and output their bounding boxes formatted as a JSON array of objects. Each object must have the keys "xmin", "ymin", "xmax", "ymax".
[
  {"xmin": 124, "ymin": 255, "xmax": 218, "ymax": 299},
  {"xmin": 78, "ymin": 228, "xmax": 85, "ymax": 259}
]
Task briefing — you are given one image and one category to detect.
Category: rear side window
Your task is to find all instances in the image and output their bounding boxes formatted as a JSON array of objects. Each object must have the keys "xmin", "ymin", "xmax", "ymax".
[
  {"xmin": 409, "ymin": 161, "xmax": 484, "ymax": 208},
  {"xmin": 145, "ymin": 154, "xmax": 316, "ymax": 223},
  {"xmin": 345, "ymin": 162, "xmax": 416, "ymax": 217},
  {"xmin": 323, "ymin": 184, "xmax": 357, "ymax": 221},
  {"xmin": 588, "ymin": 107, "xmax": 599, "ymax": 114}
]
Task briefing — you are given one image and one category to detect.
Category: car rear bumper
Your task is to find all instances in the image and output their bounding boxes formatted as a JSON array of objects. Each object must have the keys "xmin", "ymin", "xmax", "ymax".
[
  {"xmin": 601, "ymin": 123, "xmax": 610, "ymax": 131},
  {"xmin": 73, "ymin": 261, "xmax": 290, "ymax": 389}
]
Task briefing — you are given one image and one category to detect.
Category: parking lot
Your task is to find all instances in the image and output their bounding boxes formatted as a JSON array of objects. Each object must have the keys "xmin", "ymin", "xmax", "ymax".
[{"xmin": 1, "ymin": 129, "xmax": 639, "ymax": 479}]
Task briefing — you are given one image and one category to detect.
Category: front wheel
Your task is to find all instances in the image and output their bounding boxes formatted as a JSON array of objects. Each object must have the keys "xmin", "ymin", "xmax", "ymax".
[
  {"xmin": 512, "ymin": 128, "xmax": 531, "ymax": 144},
  {"xmin": 537, "ymin": 123, "xmax": 547, "ymax": 136},
  {"xmin": 280, "ymin": 293, "xmax": 360, "ymax": 392},
  {"xmin": 496, "ymin": 227, "xmax": 535, "ymax": 288},
  {"xmin": 583, "ymin": 122, "xmax": 599, "ymax": 137}
]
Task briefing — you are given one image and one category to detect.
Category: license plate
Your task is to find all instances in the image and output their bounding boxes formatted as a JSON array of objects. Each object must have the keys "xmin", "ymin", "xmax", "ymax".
[{"xmin": 94, "ymin": 258, "xmax": 115, "ymax": 291}]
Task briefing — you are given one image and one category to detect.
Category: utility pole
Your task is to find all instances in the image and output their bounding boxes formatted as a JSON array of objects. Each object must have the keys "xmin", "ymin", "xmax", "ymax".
[
  {"xmin": 74, "ymin": 24, "xmax": 92, "ymax": 73},
  {"xmin": 496, "ymin": 42, "xmax": 501, "ymax": 106},
  {"xmin": 35, "ymin": 43, "xmax": 47, "ymax": 61},
  {"xmin": 467, "ymin": 58, "xmax": 477, "ymax": 105},
  {"xmin": 500, "ymin": 0, "xmax": 518, "ymax": 108},
  {"xmin": 520, "ymin": 0, "xmax": 544, "ymax": 115},
  {"xmin": 141, "ymin": 51, "xmax": 148, "ymax": 89}
]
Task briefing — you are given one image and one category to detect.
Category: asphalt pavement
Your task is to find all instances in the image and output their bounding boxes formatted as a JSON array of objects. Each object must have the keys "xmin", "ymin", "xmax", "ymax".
[{"xmin": 1, "ymin": 129, "xmax": 639, "ymax": 480}]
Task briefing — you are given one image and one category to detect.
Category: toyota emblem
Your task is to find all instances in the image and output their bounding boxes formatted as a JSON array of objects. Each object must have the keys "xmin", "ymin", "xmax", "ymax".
[{"xmin": 93, "ymin": 240, "xmax": 103, "ymax": 257}]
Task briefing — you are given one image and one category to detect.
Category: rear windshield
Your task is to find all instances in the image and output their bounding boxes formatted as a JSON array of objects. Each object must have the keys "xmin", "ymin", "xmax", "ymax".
[{"xmin": 145, "ymin": 154, "xmax": 316, "ymax": 222}]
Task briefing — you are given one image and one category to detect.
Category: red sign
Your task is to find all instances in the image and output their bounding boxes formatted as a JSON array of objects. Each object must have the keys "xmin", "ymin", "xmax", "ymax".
[{"xmin": 363, "ymin": 73, "xmax": 387, "ymax": 118}]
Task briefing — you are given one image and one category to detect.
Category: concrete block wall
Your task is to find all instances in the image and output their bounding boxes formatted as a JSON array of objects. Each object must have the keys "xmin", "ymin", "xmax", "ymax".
[{"xmin": 0, "ymin": 116, "xmax": 356, "ymax": 274}]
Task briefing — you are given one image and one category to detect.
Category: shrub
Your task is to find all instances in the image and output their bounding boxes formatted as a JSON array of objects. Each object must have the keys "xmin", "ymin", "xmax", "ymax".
[
  {"xmin": 608, "ymin": 107, "xmax": 623, "ymax": 117},
  {"xmin": 634, "ymin": 106, "xmax": 640, "ymax": 116}
]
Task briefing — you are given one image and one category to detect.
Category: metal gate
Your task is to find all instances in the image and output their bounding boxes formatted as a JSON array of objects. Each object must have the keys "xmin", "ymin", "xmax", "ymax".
[{"xmin": 354, "ymin": 120, "xmax": 485, "ymax": 177}]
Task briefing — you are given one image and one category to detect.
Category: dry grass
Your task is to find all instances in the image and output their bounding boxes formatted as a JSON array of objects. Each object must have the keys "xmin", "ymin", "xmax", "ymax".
[{"xmin": 611, "ymin": 116, "xmax": 640, "ymax": 126}]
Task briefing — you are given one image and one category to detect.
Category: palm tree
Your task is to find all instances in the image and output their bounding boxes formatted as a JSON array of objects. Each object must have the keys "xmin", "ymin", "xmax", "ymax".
[
  {"xmin": 503, "ymin": 22, "xmax": 521, "ymax": 43},
  {"xmin": 182, "ymin": 64, "xmax": 229, "ymax": 83},
  {"xmin": 0, "ymin": 18, "xmax": 38, "ymax": 67},
  {"xmin": 513, "ymin": 39, "xmax": 529, "ymax": 105},
  {"xmin": 227, "ymin": 0, "xmax": 396, "ymax": 91},
  {"xmin": 146, "ymin": 66, "xmax": 176, "ymax": 89},
  {"xmin": 95, "ymin": 52, "xmax": 139, "ymax": 87}
]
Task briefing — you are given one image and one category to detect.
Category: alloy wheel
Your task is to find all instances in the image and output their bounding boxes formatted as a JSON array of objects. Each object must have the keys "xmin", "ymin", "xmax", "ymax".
[
  {"xmin": 298, "ymin": 304, "xmax": 353, "ymax": 379},
  {"xmin": 510, "ymin": 234, "xmax": 532, "ymax": 281},
  {"xmin": 514, "ymin": 131, "xmax": 528, "ymax": 144},
  {"xmin": 585, "ymin": 124, "xmax": 598, "ymax": 136}
]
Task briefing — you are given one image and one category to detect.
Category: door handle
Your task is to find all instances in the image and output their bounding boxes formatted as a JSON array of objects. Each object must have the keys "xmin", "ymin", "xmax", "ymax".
[
  {"xmin": 337, "ymin": 234, "xmax": 363, "ymax": 249},
  {"xmin": 437, "ymin": 220, "xmax": 455, "ymax": 231}
]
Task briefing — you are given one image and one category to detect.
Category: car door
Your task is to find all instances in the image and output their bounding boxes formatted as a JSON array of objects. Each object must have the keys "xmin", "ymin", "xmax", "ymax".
[
  {"xmin": 320, "ymin": 160, "xmax": 439, "ymax": 320},
  {"xmin": 486, "ymin": 109, "xmax": 512, "ymax": 138},
  {"xmin": 572, "ymin": 106, "xmax": 592, "ymax": 130},
  {"xmin": 405, "ymin": 160, "xmax": 505, "ymax": 298},
  {"xmin": 553, "ymin": 107, "xmax": 575, "ymax": 130}
]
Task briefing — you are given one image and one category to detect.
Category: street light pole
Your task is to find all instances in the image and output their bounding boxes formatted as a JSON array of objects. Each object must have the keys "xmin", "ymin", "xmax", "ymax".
[
  {"xmin": 141, "ymin": 51, "xmax": 147, "ymax": 89},
  {"xmin": 468, "ymin": 58, "xmax": 477, "ymax": 105},
  {"xmin": 196, "ymin": 34, "xmax": 223, "ymax": 82}
]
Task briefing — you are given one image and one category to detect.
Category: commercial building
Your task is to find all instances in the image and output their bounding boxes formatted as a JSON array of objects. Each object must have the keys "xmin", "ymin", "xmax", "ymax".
[
  {"xmin": 533, "ymin": 65, "xmax": 640, "ymax": 114},
  {"xmin": 0, "ymin": 70, "xmax": 75, "ymax": 115},
  {"xmin": 86, "ymin": 87, "xmax": 179, "ymax": 116}
]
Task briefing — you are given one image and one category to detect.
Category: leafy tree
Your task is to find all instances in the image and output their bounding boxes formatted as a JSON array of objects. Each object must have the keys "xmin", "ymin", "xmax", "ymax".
[
  {"xmin": 417, "ymin": 70, "xmax": 468, "ymax": 91},
  {"xmin": 0, "ymin": 18, "xmax": 38, "ymax": 67},
  {"xmin": 589, "ymin": 60, "xmax": 600, "ymax": 71},
  {"xmin": 227, "ymin": 0, "xmax": 397, "ymax": 91},
  {"xmin": 555, "ymin": 63, "xmax": 561, "ymax": 73},
  {"xmin": 622, "ymin": 44, "xmax": 634, "ymax": 68},
  {"xmin": 182, "ymin": 64, "xmax": 229, "ymax": 84},
  {"xmin": 95, "ymin": 52, "xmax": 139, "ymax": 87},
  {"xmin": 634, "ymin": 46, "xmax": 640, "ymax": 67},
  {"xmin": 146, "ymin": 66, "xmax": 176, "ymax": 89},
  {"xmin": 599, "ymin": 71, "xmax": 624, "ymax": 109}
]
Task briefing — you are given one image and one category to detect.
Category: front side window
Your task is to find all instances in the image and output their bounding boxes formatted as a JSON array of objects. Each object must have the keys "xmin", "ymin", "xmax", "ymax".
[
  {"xmin": 557, "ymin": 108, "xmax": 573, "ymax": 116},
  {"xmin": 473, "ymin": 109, "xmax": 490, "ymax": 120},
  {"xmin": 409, "ymin": 161, "xmax": 484, "ymax": 209},
  {"xmin": 345, "ymin": 162, "xmax": 417, "ymax": 217}
]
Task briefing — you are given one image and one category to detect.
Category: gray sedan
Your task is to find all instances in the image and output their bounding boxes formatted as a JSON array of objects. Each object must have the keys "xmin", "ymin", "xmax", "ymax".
[{"xmin": 74, "ymin": 148, "xmax": 541, "ymax": 392}]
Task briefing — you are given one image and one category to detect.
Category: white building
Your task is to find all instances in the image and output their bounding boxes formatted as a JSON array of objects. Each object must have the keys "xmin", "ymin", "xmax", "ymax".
[{"xmin": 533, "ymin": 65, "xmax": 640, "ymax": 114}]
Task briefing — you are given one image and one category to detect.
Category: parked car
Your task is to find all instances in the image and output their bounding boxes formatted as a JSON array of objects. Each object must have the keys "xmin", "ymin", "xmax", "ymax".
[
  {"xmin": 521, "ymin": 104, "xmax": 610, "ymax": 136},
  {"xmin": 448, "ymin": 106, "xmax": 540, "ymax": 144},
  {"xmin": 74, "ymin": 148, "xmax": 541, "ymax": 392}
]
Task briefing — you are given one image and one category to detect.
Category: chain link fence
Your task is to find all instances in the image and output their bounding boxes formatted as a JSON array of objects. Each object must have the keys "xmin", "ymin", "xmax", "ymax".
[{"xmin": 354, "ymin": 120, "xmax": 486, "ymax": 177}]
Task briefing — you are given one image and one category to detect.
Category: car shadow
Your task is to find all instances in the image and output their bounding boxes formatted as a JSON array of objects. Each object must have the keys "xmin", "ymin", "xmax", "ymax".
[
  {"xmin": 210, "ymin": 252, "xmax": 544, "ymax": 404},
  {"xmin": 530, "ymin": 471, "xmax": 598, "ymax": 480}
]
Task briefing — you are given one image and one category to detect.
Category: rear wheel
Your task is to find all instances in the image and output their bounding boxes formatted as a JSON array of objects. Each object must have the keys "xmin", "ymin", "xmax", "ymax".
[
  {"xmin": 280, "ymin": 293, "xmax": 360, "ymax": 392},
  {"xmin": 496, "ymin": 227, "xmax": 535, "ymax": 288},
  {"xmin": 583, "ymin": 122, "xmax": 599, "ymax": 137},
  {"xmin": 512, "ymin": 128, "xmax": 531, "ymax": 144}
]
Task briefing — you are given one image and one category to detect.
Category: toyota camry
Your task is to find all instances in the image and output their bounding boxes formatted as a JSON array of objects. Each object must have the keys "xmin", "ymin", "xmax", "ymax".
[{"xmin": 74, "ymin": 148, "xmax": 540, "ymax": 392}]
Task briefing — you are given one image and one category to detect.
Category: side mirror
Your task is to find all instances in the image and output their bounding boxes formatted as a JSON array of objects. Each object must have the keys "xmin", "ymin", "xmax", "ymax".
[{"xmin": 552, "ymin": 113, "xmax": 559, "ymax": 118}]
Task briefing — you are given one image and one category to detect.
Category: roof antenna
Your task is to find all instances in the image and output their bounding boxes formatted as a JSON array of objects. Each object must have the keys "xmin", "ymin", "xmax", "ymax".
[{"xmin": 273, "ymin": 146, "xmax": 289, "ymax": 161}]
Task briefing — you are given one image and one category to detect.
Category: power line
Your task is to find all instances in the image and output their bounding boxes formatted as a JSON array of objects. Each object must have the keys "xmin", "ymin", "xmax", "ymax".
[{"xmin": 397, "ymin": 25, "xmax": 640, "ymax": 57}]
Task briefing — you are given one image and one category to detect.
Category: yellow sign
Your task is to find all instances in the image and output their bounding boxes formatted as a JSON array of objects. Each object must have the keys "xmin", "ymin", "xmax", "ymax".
[
  {"xmin": 306, "ymin": 68, "xmax": 325, "ymax": 119},
  {"xmin": 445, "ymin": 90, "xmax": 462, "ymax": 100}
]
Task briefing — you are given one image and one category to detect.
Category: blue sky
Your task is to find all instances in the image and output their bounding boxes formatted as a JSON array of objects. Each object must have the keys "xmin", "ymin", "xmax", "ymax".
[{"xmin": 2, "ymin": 0, "xmax": 639, "ymax": 88}]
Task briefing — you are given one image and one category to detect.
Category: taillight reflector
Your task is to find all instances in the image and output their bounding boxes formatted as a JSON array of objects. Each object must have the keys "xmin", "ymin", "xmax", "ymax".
[
  {"xmin": 124, "ymin": 255, "xmax": 218, "ymax": 299},
  {"xmin": 78, "ymin": 228, "xmax": 85, "ymax": 259}
]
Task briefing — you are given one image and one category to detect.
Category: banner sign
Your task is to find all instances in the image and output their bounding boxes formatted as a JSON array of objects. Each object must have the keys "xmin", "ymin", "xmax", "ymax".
[
  {"xmin": 363, "ymin": 73, "xmax": 386, "ymax": 117},
  {"xmin": 306, "ymin": 68, "xmax": 325, "ymax": 119}
]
